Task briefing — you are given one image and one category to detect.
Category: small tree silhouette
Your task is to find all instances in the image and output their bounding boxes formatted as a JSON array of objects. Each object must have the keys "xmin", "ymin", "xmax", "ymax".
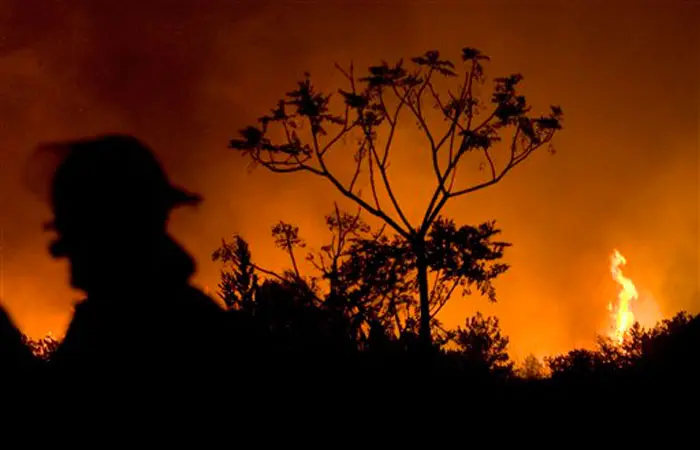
[
  {"xmin": 452, "ymin": 312, "xmax": 513, "ymax": 377},
  {"xmin": 214, "ymin": 236, "xmax": 258, "ymax": 310},
  {"xmin": 229, "ymin": 46, "xmax": 563, "ymax": 349}
]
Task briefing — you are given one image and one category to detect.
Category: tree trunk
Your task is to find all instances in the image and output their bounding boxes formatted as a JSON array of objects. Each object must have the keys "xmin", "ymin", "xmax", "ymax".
[{"xmin": 415, "ymin": 241, "xmax": 433, "ymax": 353}]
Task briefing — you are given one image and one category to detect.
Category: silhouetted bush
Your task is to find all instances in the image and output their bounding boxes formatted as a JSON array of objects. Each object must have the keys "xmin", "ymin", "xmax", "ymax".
[{"xmin": 545, "ymin": 311, "xmax": 700, "ymax": 389}]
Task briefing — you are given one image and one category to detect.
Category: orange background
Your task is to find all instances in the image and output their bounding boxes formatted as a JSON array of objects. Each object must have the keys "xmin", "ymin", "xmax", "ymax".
[{"xmin": 0, "ymin": 0, "xmax": 697, "ymax": 360}]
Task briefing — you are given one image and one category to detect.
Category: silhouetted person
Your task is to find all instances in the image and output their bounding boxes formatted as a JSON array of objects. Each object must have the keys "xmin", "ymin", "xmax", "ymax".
[{"xmin": 37, "ymin": 134, "xmax": 228, "ymax": 379}]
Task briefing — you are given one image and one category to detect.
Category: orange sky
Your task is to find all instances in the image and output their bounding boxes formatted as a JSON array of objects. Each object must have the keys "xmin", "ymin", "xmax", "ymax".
[{"xmin": 0, "ymin": 0, "xmax": 698, "ymax": 360}]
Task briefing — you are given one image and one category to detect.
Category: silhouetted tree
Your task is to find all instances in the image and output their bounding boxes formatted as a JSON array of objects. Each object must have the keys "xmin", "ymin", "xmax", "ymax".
[
  {"xmin": 215, "ymin": 204, "xmax": 510, "ymax": 352},
  {"xmin": 637, "ymin": 311, "xmax": 699, "ymax": 378},
  {"xmin": 215, "ymin": 236, "xmax": 258, "ymax": 310},
  {"xmin": 229, "ymin": 46, "xmax": 564, "ymax": 349},
  {"xmin": 451, "ymin": 312, "xmax": 513, "ymax": 377}
]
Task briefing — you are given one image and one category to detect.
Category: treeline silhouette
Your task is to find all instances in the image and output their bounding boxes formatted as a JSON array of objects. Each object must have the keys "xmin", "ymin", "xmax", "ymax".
[
  {"xmin": 16, "ymin": 276, "xmax": 700, "ymax": 393},
  {"xmin": 193, "ymin": 228, "xmax": 700, "ymax": 392},
  {"xmin": 16, "ymin": 202, "xmax": 700, "ymax": 391}
]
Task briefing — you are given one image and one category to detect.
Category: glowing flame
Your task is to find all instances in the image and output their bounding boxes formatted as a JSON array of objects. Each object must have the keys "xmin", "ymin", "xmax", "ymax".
[{"xmin": 608, "ymin": 249, "xmax": 638, "ymax": 343}]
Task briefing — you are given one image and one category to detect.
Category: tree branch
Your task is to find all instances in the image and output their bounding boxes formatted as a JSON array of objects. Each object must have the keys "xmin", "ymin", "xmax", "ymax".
[
  {"xmin": 448, "ymin": 127, "xmax": 556, "ymax": 199},
  {"xmin": 367, "ymin": 129, "xmax": 413, "ymax": 232},
  {"xmin": 348, "ymin": 143, "xmax": 365, "ymax": 193},
  {"xmin": 257, "ymin": 157, "xmax": 323, "ymax": 175},
  {"xmin": 286, "ymin": 236, "xmax": 302, "ymax": 280},
  {"xmin": 431, "ymin": 64, "xmax": 473, "ymax": 149},
  {"xmin": 430, "ymin": 278, "xmax": 460, "ymax": 319},
  {"xmin": 379, "ymin": 90, "xmax": 406, "ymax": 167},
  {"xmin": 367, "ymin": 148, "xmax": 382, "ymax": 211},
  {"xmin": 309, "ymin": 127, "xmax": 410, "ymax": 238},
  {"xmin": 420, "ymin": 108, "xmax": 500, "ymax": 234},
  {"xmin": 250, "ymin": 262, "xmax": 287, "ymax": 283},
  {"xmin": 483, "ymin": 147, "xmax": 497, "ymax": 180},
  {"xmin": 429, "ymin": 269, "xmax": 443, "ymax": 304}
]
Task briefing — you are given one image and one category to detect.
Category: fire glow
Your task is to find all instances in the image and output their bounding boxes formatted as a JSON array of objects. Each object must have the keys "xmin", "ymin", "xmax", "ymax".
[
  {"xmin": 608, "ymin": 249, "xmax": 637, "ymax": 343},
  {"xmin": 606, "ymin": 247, "xmax": 667, "ymax": 345}
]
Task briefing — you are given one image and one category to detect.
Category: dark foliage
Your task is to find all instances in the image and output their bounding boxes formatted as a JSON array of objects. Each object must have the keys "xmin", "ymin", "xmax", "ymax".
[
  {"xmin": 450, "ymin": 312, "xmax": 513, "ymax": 378},
  {"xmin": 212, "ymin": 232, "xmax": 700, "ymax": 393},
  {"xmin": 213, "ymin": 205, "xmax": 509, "ymax": 352},
  {"xmin": 211, "ymin": 207, "xmax": 700, "ymax": 395},
  {"xmin": 545, "ymin": 311, "xmax": 700, "ymax": 388}
]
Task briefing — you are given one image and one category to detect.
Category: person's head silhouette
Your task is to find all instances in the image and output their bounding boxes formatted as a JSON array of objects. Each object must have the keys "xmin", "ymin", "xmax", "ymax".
[{"xmin": 37, "ymin": 134, "xmax": 201, "ymax": 294}]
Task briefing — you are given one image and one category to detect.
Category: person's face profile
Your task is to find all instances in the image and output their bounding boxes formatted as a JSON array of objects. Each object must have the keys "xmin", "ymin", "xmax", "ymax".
[{"xmin": 47, "ymin": 231, "xmax": 91, "ymax": 291}]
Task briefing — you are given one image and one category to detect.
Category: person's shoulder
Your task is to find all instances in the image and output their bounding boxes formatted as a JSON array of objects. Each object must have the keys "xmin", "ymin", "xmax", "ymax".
[
  {"xmin": 71, "ymin": 298, "xmax": 90, "ymax": 314},
  {"xmin": 64, "ymin": 298, "xmax": 94, "ymax": 327},
  {"xmin": 175, "ymin": 286, "xmax": 226, "ymax": 317}
]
